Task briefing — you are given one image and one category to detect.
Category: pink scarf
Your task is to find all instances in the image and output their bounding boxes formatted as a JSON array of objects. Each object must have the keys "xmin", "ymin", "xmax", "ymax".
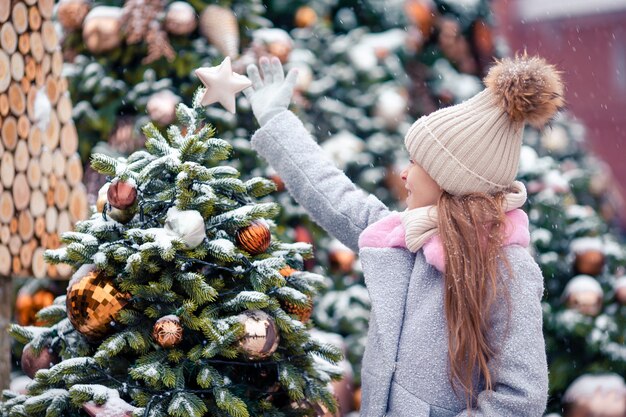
[{"xmin": 358, "ymin": 208, "xmax": 530, "ymax": 273}]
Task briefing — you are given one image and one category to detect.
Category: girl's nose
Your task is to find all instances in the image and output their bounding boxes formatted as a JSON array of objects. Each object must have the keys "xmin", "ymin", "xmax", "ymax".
[{"xmin": 400, "ymin": 170, "xmax": 407, "ymax": 181}]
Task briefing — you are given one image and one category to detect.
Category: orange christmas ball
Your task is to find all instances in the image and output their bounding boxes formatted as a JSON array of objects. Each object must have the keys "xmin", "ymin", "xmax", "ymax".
[
  {"xmin": 279, "ymin": 266, "xmax": 296, "ymax": 277},
  {"xmin": 295, "ymin": 6, "xmax": 317, "ymax": 28},
  {"xmin": 235, "ymin": 220, "xmax": 271, "ymax": 255},
  {"xmin": 405, "ymin": 0, "xmax": 435, "ymax": 37},
  {"xmin": 473, "ymin": 20, "xmax": 494, "ymax": 57},
  {"xmin": 66, "ymin": 270, "xmax": 130, "ymax": 340},
  {"xmin": 329, "ymin": 248, "xmax": 356, "ymax": 273},
  {"xmin": 282, "ymin": 295, "xmax": 313, "ymax": 323},
  {"xmin": 353, "ymin": 387, "xmax": 362, "ymax": 411},
  {"xmin": 267, "ymin": 41, "xmax": 292, "ymax": 64},
  {"xmin": 294, "ymin": 225, "xmax": 313, "ymax": 244},
  {"xmin": 152, "ymin": 315, "xmax": 183, "ymax": 348},
  {"xmin": 15, "ymin": 288, "xmax": 55, "ymax": 326},
  {"xmin": 270, "ymin": 174, "xmax": 285, "ymax": 192},
  {"xmin": 574, "ymin": 250, "xmax": 605, "ymax": 276}
]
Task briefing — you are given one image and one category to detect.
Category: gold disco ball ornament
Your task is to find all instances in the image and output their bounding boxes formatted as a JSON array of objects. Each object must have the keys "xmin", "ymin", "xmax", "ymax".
[
  {"xmin": 66, "ymin": 270, "xmax": 130, "ymax": 340},
  {"xmin": 237, "ymin": 310, "xmax": 279, "ymax": 360}
]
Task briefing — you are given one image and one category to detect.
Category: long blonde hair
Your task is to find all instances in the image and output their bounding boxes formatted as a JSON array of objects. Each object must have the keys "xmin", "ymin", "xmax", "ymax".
[{"xmin": 437, "ymin": 190, "xmax": 513, "ymax": 410}]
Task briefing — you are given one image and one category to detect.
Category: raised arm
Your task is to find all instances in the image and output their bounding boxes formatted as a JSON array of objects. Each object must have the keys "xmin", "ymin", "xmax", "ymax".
[
  {"xmin": 455, "ymin": 245, "xmax": 548, "ymax": 417},
  {"xmin": 244, "ymin": 57, "xmax": 389, "ymax": 251}
]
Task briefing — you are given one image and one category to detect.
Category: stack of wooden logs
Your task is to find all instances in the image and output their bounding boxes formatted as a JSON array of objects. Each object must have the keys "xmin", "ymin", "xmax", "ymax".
[{"xmin": 1, "ymin": 0, "xmax": 88, "ymax": 279}]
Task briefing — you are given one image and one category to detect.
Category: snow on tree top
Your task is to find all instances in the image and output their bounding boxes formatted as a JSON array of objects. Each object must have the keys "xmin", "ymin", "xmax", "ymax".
[
  {"xmin": 289, "ymin": 48, "xmax": 316, "ymax": 65},
  {"xmin": 615, "ymin": 276, "xmax": 626, "ymax": 289},
  {"xmin": 157, "ymin": 315, "xmax": 179, "ymax": 323},
  {"xmin": 570, "ymin": 237, "xmax": 604, "ymax": 254},
  {"xmin": 564, "ymin": 275, "xmax": 603, "ymax": 296},
  {"xmin": 253, "ymin": 28, "xmax": 293, "ymax": 46},
  {"xmin": 544, "ymin": 170, "xmax": 570, "ymax": 193},
  {"xmin": 275, "ymin": 287, "xmax": 308, "ymax": 304},
  {"xmin": 321, "ymin": 131, "xmax": 364, "ymax": 170},
  {"xmin": 209, "ymin": 238, "xmax": 235, "ymax": 252},
  {"xmin": 139, "ymin": 228, "xmax": 180, "ymax": 251},
  {"xmin": 329, "ymin": 239, "xmax": 352, "ymax": 253},
  {"xmin": 361, "ymin": 29, "xmax": 406, "ymax": 52},
  {"xmin": 566, "ymin": 205, "xmax": 595, "ymax": 220},
  {"xmin": 69, "ymin": 264, "xmax": 96, "ymax": 287},
  {"xmin": 167, "ymin": 1, "xmax": 194, "ymax": 14},
  {"xmin": 431, "ymin": 59, "xmax": 482, "ymax": 103},
  {"xmin": 531, "ymin": 228, "xmax": 552, "ymax": 245},
  {"xmin": 441, "ymin": 0, "xmax": 481, "ymax": 11},
  {"xmin": 518, "ymin": 146, "xmax": 555, "ymax": 176},
  {"xmin": 563, "ymin": 374, "xmax": 626, "ymax": 401},
  {"xmin": 84, "ymin": 6, "xmax": 122, "ymax": 23},
  {"xmin": 604, "ymin": 239, "xmax": 626, "ymax": 259},
  {"xmin": 309, "ymin": 328, "xmax": 344, "ymax": 350},
  {"xmin": 92, "ymin": 252, "xmax": 107, "ymax": 265}
]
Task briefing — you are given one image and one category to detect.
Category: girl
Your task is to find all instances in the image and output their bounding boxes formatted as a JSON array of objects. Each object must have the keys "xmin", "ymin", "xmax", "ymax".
[{"xmin": 243, "ymin": 54, "xmax": 563, "ymax": 417}]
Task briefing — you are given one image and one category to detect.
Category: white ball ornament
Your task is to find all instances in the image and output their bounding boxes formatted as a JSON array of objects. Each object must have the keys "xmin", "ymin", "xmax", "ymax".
[
  {"xmin": 563, "ymin": 275, "xmax": 604, "ymax": 316},
  {"xmin": 146, "ymin": 90, "xmax": 180, "ymax": 126},
  {"xmin": 82, "ymin": 6, "xmax": 122, "ymax": 54},
  {"xmin": 164, "ymin": 207, "xmax": 206, "ymax": 249},
  {"xmin": 614, "ymin": 276, "xmax": 626, "ymax": 304},
  {"xmin": 374, "ymin": 88, "xmax": 407, "ymax": 129},
  {"xmin": 563, "ymin": 374, "xmax": 626, "ymax": 417},
  {"xmin": 164, "ymin": 2, "xmax": 197, "ymax": 36}
]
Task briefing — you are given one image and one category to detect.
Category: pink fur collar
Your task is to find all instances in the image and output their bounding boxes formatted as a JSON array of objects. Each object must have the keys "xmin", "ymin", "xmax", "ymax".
[{"xmin": 358, "ymin": 209, "xmax": 530, "ymax": 272}]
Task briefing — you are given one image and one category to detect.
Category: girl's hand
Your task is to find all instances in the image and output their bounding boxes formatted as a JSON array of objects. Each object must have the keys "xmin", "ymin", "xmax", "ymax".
[{"xmin": 243, "ymin": 56, "xmax": 299, "ymax": 126}]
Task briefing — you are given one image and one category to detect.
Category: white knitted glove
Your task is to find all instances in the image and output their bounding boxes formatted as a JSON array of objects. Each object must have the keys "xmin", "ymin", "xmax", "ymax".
[{"xmin": 243, "ymin": 56, "xmax": 299, "ymax": 126}]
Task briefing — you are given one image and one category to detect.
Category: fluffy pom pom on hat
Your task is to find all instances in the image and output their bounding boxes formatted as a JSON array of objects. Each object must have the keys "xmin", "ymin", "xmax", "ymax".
[{"xmin": 404, "ymin": 53, "xmax": 564, "ymax": 195}]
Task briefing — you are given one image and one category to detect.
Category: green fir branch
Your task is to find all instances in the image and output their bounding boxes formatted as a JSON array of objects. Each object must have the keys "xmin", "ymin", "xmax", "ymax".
[
  {"xmin": 278, "ymin": 364, "xmax": 306, "ymax": 401},
  {"xmin": 90, "ymin": 153, "xmax": 119, "ymax": 177},
  {"xmin": 22, "ymin": 389, "xmax": 70, "ymax": 416},
  {"xmin": 221, "ymin": 291, "xmax": 270, "ymax": 311},
  {"xmin": 213, "ymin": 388, "xmax": 249, "ymax": 417},
  {"xmin": 68, "ymin": 384, "xmax": 111, "ymax": 407},
  {"xmin": 244, "ymin": 177, "xmax": 277, "ymax": 198},
  {"xmin": 35, "ymin": 304, "xmax": 67, "ymax": 326},
  {"xmin": 167, "ymin": 392, "xmax": 208, "ymax": 417},
  {"xmin": 196, "ymin": 365, "xmax": 222, "ymax": 389}
]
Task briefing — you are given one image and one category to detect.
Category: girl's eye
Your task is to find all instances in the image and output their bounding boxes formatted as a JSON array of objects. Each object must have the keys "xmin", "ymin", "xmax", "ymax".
[{"xmin": 409, "ymin": 159, "xmax": 415, "ymax": 165}]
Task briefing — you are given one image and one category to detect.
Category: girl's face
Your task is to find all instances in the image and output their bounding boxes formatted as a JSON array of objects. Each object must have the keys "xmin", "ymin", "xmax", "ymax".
[{"xmin": 400, "ymin": 159, "xmax": 442, "ymax": 209}]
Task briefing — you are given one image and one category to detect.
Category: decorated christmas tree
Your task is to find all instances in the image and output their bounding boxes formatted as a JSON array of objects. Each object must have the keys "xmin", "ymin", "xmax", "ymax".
[
  {"xmin": 1, "ymin": 69, "xmax": 342, "ymax": 416},
  {"xmin": 53, "ymin": 0, "xmax": 500, "ymax": 394}
]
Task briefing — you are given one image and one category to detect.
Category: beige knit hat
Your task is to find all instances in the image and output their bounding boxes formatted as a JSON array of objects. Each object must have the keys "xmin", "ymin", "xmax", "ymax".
[{"xmin": 405, "ymin": 54, "xmax": 564, "ymax": 195}]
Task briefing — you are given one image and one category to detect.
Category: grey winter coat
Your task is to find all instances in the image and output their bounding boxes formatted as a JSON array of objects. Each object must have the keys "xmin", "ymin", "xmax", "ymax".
[{"xmin": 251, "ymin": 111, "xmax": 549, "ymax": 417}]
